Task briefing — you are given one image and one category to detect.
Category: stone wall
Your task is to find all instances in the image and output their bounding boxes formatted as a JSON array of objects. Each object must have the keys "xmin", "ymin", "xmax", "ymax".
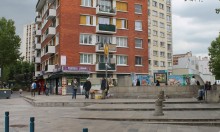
[{"xmin": 109, "ymin": 85, "xmax": 220, "ymax": 99}]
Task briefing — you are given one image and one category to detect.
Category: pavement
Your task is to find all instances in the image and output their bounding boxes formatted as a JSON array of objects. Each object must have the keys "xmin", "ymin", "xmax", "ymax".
[{"xmin": 0, "ymin": 91, "xmax": 220, "ymax": 132}]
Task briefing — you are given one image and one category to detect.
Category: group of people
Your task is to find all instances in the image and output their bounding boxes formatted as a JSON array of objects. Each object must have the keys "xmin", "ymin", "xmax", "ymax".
[
  {"xmin": 71, "ymin": 77, "xmax": 109, "ymax": 100},
  {"xmin": 31, "ymin": 81, "xmax": 49, "ymax": 97}
]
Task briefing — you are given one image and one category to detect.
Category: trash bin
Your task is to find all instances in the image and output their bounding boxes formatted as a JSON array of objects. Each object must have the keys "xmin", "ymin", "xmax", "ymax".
[
  {"xmin": 0, "ymin": 89, "xmax": 11, "ymax": 99},
  {"xmin": 90, "ymin": 92, "xmax": 95, "ymax": 99}
]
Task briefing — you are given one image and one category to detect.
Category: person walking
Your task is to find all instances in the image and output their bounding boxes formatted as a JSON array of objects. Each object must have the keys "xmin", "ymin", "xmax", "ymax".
[
  {"xmin": 72, "ymin": 78, "xmax": 79, "ymax": 99},
  {"xmin": 101, "ymin": 77, "xmax": 107, "ymax": 99},
  {"xmin": 136, "ymin": 79, "xmax": 140, "ymax": 86},
  {"xmin": 31, "ymin": 81, "xmax": 36, "ymax": 97},
  {"xmin": 156, "ymin": 80, "xmax": 160, "ymax": 86},
  {"xmin": 83, "ymin": 78, "xmax": 92, "ymax": 99},
  {"xmin": 44, "ymin": 83, "xmax": 49, "ymax": 96},
  {"xmin": 190, "ymin": 76, "xmax": 197, "ymax": 85},
  {"xmin": 38, "ymin": 82, "xmax": 41, "ymax": 95}
]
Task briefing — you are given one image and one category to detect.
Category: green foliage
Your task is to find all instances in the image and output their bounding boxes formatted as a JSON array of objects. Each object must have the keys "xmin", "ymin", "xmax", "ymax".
[
  {"xmin": 208, "ymin": 35, "xmax": 220, "ymax": 79},
  {"xmin": 0, "ymin": 17, "xmax": 21, "ymax": 67}
]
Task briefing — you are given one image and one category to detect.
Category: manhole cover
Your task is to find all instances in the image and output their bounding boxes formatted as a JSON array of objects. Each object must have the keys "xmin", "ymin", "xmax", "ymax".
[{"xmin": 10, "ymin": 124, "xmax": 28, "ymax": 128}]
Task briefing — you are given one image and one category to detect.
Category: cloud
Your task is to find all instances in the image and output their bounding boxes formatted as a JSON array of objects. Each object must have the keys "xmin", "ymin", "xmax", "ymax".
[
  {"xmin": 172, "ymin": 0, "xmax": 220, "ymax": 57},
  {"xmin": 0, "ymin": 0, "xmax": 37, "ymax": 37}
]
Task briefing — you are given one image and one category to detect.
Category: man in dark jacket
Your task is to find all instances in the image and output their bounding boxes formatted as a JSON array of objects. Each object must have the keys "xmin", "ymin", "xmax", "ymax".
[
  {"xmin": 101, "ymin": 77, "xmax": 107, "ymax": 99},
  {"xmin": 83, "ymin": 78, "xmax": 92, "ymax": 99}
]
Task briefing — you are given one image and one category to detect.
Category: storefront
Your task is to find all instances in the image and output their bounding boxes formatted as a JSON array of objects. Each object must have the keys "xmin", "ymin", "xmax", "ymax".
[{"xmin": 45, "ymin": 66, "xmax": 90, "ymax": 95}]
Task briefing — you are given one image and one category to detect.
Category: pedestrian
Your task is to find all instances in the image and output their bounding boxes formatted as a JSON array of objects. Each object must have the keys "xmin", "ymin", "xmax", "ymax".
[
  {"xmin": 19, "ymin": 89, "xmax": 23, "ymax": 97},
  {"xmin": 44, "ymin": 83, "xmax": 49, "ymax": 96},
  {"xmin": 72, "ymin": 78, "xmax": 79, "ymax": 99},
  {"xmin": 196, "ymin": 80, "xmax": 200, "ymax": 86},
  {"xmin": 83, "ymin": 78, "xmax": 92, "ymax": 99},
  {"xmin": 101, "ymin": 77, "xmax": 107, "ymax": 99},
  {"xmin": 38, "ymin": 82, "xmax": 41, "ymax": 95},
  {"xmin": 31, "ymin": 81, "xmax": 36, "ymax": 97},
  {"xmin": 105, "ymin": 80, "xmax": 110, "ymax": 98},
  {"xmin": 190, "ymin": 76, "xmax": 197, "ymax": 85},
  {"xmin": 136, "ymin": 79, "xmax": 140, "ymax": 86},
  {"xmin": 204, "ymin": 81, "xmax": 209, "ymax": 100},
  {"xmin": 156, "ymin": 80, "xmax": 160, "ymax": 86}
]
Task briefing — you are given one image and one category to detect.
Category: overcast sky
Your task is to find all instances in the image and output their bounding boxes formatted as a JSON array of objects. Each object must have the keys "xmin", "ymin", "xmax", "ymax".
[{"xmin": 0, "ymin": 0, "xmax": 219, "ymax": 57}]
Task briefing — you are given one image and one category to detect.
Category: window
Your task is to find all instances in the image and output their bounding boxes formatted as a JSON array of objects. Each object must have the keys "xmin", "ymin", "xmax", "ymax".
[
  {"xmin": 80, "ymin": 54, "xmax": 93, "ymax": 64},
  {"xmin": 148, "ymin": 18, "xmax": 151, "ymax": 26},
  {"xmin": 160, "ymin": 61, "xmax": 165, "ymax": 67},
  {"xmin": 153, "ymin": 40, "xmax": 158, "ymax": 46},
  {"xmin": 167, "ymin": 44, "xmax": 172, "ymax": 51},
  {"xmin": 152, "ymin": 10, "xmax": 158, "ymax": 16},
  {"xmin": 81, "ymin": 0, "xmax": 92, "ymax": 7},
  {"xmin": 153, "ymin": 50, "xmax": 158, "ymax": 56},
  {"xmin": 117, "ymin": 55, "xmax": 127, "ymax": 65},
  {"xmin": 167, "ymin": 6, "xmax": 171, "ymax": 12},
  {"xmin": 148, "ymin": 29, "xmax": 151, "ymax": 36},
  {"xmin": 148, "ymin": 9, "xmax": 151, "ymax": 16},
  {"xmin": 80, "ymin": 34, "xmax": 92, "ymax": 44},
  {"xmin": 167, "ymin": 53, "xmax": 172, "ymax": 59},
  {"xmin": 135, "ymin": 21, "xmax": 142, "ymax": 31},
  {"xmin": 116, "ymin": 37, "xmax": 127, "ymax": 47},
  {"xmin": 152, "ymin": 1, "xmax": 157, "ymax": 7},
  {"xmin": 159, "ymin": 22, "xmax": 164, "ymax": 28},
  {"xmin": 98, "ymin": 17, "xmax": 110, "ymax": 24},
  {"xmin": 153, "ymin": 30, "xmax": 158, "ymax": 36},
  {"xmin": 80, "ymin": 15, "xmax": 93, "ymax": 25},
  {"xmin": 168, "ymin": 62, "xmax": 172, "ymax": 67},
  {"xmin": 99, "ymin": 0, "xmax": 112, "ymax": 12},
  {"xmin": 116, "ymin": 19, "xmax": 128, "ymax": 29},
  {"xmin": 160, "ymin": 42, "xmax": 165, "ymax": 47},
  {"xmin": 148, "ymin": 39, "xmax": 151, "ymax": 45},
  {"xmin": 116, "ymin": 1, "xmax": 128, "ymax": 12},
  {"xmin": 159, "ymin": 13, "xmax": 164, "ymax": 19},
  {"xmin": 135, "ymin": 38, "xmax": 142, "ymax": 48},
  {"xmin": 160, "ymin": 32, "xmax": 165, "ymax": 38},
  {"xmin": 153, "ymin": 60, "xmax": 158, "ymax": 66},
  {"xmin": 55, "ymin": 33, "xmax": 59, "ymax": 45},
  {"xmin": 152, "ymin": 20, "xmax": 158, "ymax": 26},
  {"xmin": 96, "ymin": 35, "xmax": 112, "ymax": 44},
  {"xmin": 160, "ymin": 52, "xmax": 165, "ymax": 57},
  {"xmin": 159, "ymin": 3, "xmax": 164, "ymax": 9},
  {"xmin": 135, "ymin": 4, "xmax": 142, "ymax": 14},
  {"xmin": 135, "ymin": 56, "xmax": 142, "ymax": 65},
  {"xmin": 167, "ymin": 25, "xmax": 171, "ymax": 32}
]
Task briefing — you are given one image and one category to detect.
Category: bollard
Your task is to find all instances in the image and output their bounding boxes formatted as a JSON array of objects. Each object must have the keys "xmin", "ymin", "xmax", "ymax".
[
  {"xmin": 5, "ymin": 111, "xmax": 9, "ymax": 132},
  {"xmin": 159, "ymin": 91, "xmax": 165, "ymax": 101},
  {"xmin": 30, "ymin": 117, "xmax": 35, "ymax": 132},
  {"xmin": 83, "ymin": 128, "xmax": 88, "ymax": 132},
  {"xmin": 153, "ymin": 99, "xmax": 164, "ymax": 116}
]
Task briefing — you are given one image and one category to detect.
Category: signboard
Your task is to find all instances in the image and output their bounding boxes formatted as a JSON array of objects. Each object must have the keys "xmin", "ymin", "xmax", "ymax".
[
  {"xmin": 62, "ymin": 66, "xmax": 91, "ymax": 72},
  {"xmin": 61, "ymin": 55, "xmax": 66, "ymax": 65},
  {"xmin": 154, "ymin": 73, "xmax": 167, "ymax": 83}
]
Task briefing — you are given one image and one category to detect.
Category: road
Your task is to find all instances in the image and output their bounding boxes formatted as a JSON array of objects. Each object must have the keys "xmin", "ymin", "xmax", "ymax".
[{"xmin": 0, "ymin": 92, "xmax": 220, "ymax": 132}]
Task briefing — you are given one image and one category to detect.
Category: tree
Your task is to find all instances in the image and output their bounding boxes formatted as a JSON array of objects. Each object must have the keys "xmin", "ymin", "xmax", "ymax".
[
  {"xmin": 208, "ymin": 35, "xmax": 220, "ymax": 79},
  {"xmin": 0, "ymin": 17, "xmax": 21, "ymax": 82}
]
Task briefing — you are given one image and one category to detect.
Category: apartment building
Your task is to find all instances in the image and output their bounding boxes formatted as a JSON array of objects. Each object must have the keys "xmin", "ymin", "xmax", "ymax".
[
  {"xmin": 35, "ymin": 0, "xmax": 148, "ymax": 94},
  {"xmin": 148, "ymin": 0, "xmax": 173, "ymax": 76},
  {"xmin": 21, "ymin": 23, "xmax": 36, "ymax": 63}
]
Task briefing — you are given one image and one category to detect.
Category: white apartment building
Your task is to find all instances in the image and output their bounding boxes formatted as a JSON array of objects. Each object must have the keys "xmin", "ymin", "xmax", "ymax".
[
  {"xmin": 148, "ymin": 0, "xmax": 173, "ymax": 75},
  {"xmin": 21, "ymin": 23, "xmax": 36, "ymax": 63}
]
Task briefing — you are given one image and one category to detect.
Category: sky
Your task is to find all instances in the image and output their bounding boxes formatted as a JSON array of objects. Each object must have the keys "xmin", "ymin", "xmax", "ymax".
[{"xmin": 0, "ymin": 0, "xmax": 219, "ymax": 57}]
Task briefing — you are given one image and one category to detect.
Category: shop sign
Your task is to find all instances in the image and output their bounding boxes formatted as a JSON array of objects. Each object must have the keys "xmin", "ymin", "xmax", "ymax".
[{"xmin": 62, "ymin": 66, "xmax": 91, "ymax": 72}]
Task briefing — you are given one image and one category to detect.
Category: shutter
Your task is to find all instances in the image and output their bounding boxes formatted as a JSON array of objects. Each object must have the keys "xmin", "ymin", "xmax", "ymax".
[
  {"xmin": 80, "ymin": 15, "xmax": 86, "ymax": 24},
  {"xmin": 116, "ymin": 19, "xmax": 122, "ymax": 29}
]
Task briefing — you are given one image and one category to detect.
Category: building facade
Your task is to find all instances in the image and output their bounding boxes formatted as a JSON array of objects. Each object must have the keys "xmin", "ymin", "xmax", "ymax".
[
  {"xmin": 35, "ymin": 0, "xmax": 148, "ymax": 94},
  {"xmin": 21, "ymin": 23, "xmax": 36, "ymax": 63},
  {"xmin": 148, "ymin": 0, "xmax": 173, "ymax": 76}
]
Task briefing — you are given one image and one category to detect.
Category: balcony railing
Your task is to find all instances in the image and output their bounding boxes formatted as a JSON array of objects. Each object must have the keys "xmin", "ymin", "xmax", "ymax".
[
  {"xmin": 35, "ymin": 30, "xmax": 41, "ymax": 36},
  {"xmin": 45, "ymin": 27, "xmax": 56, "ymax": 39},
  {"xmin": 45, "ymin": 65, "xmax": 55, "ymax": 72},
  {"xmin": 35, "ymin": 57, "xmax": 41, "ymax": 63},
  {"xmin": 96, "ymin": 63, "xmax": 116, "ymax": 71},
  {"xmin": 35, "ymin": 16, "xmax": 42, "ymax": 24},
  {"xmin": 46, "ymin": 9, "xmax": 56, "ymax": 20},
  {"xmin": 96, "ymin": 24, "xmax": 116, "ymax": 34},
  {"xmin": 35, "ymin": 44, "xmax": 41, "ymax": 50},
  {"xmin": 45, "ymin": 45, "xmax": 55, "ymax": 55},
  {"xmin": 95, "ymin": 43, "xmax": 117, "ymax": 52},
  {"xmin": 96, "ymin": 6, "xmax": 116, "ymax": 16}
]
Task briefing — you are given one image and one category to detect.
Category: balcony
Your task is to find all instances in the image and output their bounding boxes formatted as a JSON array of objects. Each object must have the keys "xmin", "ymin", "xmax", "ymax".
[
  {"xmin": 96, "ymin": 43, "xmax": 117, "ymax": 52},
  {"xmin": 96, "ymin": 6, "xmax": 116, "ymax": 16},
  {"xmin": 35, "ymin": 16, "xmax": 42, "ymax": 24},
  {"xmin": 35, "ymin": 44, "xmax": 41, "ymax": 50},
  {"xmin": 35, "ymin": 57, "xmax": 41, "ymax": 63},
  {"xmin": 96, "ymin": 63, "xmax": 116, "ymax": 71},
  {"xmin": 45, "ymin": 45, "xmax": 55, "ymax": 55},
  {"xmin": 45, "ymin": 65, "xmax": 55, "ymax": 72},
  {"xmin": 35, "ymin": 30, "xmax": 41, "ymax": 36},
  {"xmin": 46, "ymin": 9, "xmax": 56, "ymax": 20},
  {"xmin": 96, "ymin": 24, "xmax": 116, "ymax": 34},
  {"xmin": 45, "ymin": 27, "xmax": 56, "ymax": 39}
]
